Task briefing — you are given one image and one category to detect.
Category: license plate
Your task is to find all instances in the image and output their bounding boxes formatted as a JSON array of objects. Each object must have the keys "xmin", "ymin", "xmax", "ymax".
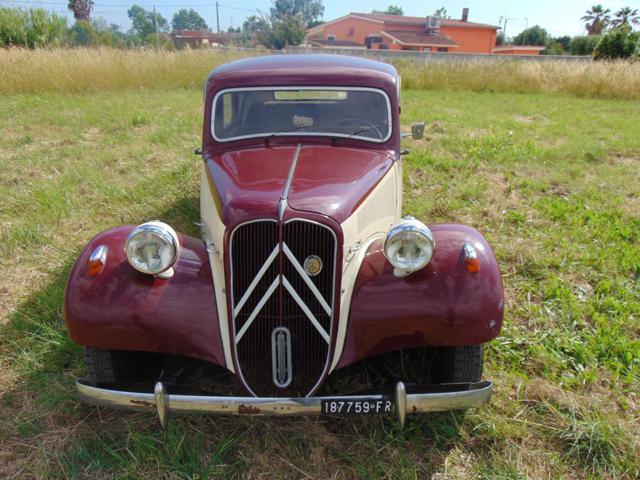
[{"xmin": 321, "ymin": 397, "xmax": 394, "ymax": 416}]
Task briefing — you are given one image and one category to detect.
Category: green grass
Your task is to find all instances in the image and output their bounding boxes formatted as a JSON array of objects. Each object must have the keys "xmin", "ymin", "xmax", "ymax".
[{"xmin": 0, "ymin": 87, "xmax": 638, "ymax": 478}]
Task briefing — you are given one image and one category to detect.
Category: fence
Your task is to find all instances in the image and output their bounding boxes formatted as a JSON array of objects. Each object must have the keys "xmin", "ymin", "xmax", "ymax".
[{"xmin": 285, "ymin": 46, "xmax": 592, "ymax": 63}]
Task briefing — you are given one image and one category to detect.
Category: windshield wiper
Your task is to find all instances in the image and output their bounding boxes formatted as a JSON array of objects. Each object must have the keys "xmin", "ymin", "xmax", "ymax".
[
  {"xmin": 266, "ymin": 122, "xmax": 313, "ymax": 144},
  {"xmin": 344, "ymin": 124, "xmax": 384, "ymax": 139},
  {"xmin": 329, "ymin": 123, "xmax": 385, "ymax": 145}
]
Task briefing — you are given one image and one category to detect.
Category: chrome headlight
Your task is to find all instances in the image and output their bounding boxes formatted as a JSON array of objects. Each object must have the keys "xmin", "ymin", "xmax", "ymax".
[
  {"xmin": 384, "ymin": 216, "xmax": 435, "ymax": 276},
  {"xmin": 125, "ymin": 221, "xmax": 179, "ymax": 275}
]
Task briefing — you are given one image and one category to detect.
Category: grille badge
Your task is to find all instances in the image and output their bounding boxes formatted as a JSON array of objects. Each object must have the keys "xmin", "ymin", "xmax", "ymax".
[
  {"xmin": 271, "ymin": 327, "xmax": 292, "ymax": 388},
  {"xmin": 303, "ymin": 255, "xmax": 323, "ymax": 277}
]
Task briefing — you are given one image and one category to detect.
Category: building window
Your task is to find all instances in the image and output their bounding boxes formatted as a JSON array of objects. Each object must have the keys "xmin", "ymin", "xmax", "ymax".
[
  {"xmin": 365, "ymin": 36, "xmax": 383, "ymax": 49},
  {"xmin": 437, "ymin": 47, "xmax": 448, "ymax": 52},
  {"xmin": 327, "ymin": 34, "xmax": 335, "ymax": 41},
  {"xmin": 347, "ymin": 27, "xmax": 354, "ymax": 36}
]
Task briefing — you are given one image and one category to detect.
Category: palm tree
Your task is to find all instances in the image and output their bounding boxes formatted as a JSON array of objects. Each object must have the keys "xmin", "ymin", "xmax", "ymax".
[
  {"xmin": 67, "ymin": 0, "xmax": 94, "ymax": 21},
  {"xmin": 611, "ymin": 7, "xmax": 640, "ymax": 29},
  {"xmin": 581, "ymin": 4, "xmax": 611, "ymax": 35}
]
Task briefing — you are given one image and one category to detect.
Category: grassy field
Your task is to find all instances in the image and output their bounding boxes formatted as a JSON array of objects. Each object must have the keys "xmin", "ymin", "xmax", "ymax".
[{"xmin": 1, "ymin": 53, "xmax": 639, "ymax": 478}]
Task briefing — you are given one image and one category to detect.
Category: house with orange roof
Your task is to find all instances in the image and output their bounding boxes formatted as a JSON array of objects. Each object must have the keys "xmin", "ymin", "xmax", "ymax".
[{"xmin": 306, "ymin": 9, "xmax": 545, "ymax": 55}]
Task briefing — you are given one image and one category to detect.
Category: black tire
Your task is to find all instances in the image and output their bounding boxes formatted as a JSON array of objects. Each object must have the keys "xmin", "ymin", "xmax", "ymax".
[
  {"xmin": 84, "ymin": 347, "xmax": 164, "ymax": 385},
  {"xmin": 430, "ymin": 345, "xmax": 483, "ymax": 383}
]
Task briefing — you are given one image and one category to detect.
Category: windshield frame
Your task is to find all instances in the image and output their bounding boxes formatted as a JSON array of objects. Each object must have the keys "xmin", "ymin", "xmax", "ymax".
[{"xmin": 210, "ymin": 86, "xmax": 393, "ymax": 144}]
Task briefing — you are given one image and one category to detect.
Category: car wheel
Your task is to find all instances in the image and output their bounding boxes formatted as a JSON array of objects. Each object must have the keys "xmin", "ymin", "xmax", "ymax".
[
  {"xmin": 430, "ymin": 345, "xmax": 483, "ymax": 383},
  {"xmin": 84, "ymin": 347, "xmax": 164, "ymax": 385}
]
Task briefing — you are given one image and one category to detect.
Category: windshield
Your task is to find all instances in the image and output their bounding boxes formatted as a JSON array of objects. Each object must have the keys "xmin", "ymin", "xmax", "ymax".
[{"xmin": 212, "ymin": 87, "xmax": 392, "ymax": 143}]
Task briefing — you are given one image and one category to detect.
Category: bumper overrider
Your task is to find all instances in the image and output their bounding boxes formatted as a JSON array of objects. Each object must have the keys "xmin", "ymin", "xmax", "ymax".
[{"xmin": 76, "ymin": 379, "xmax": 493, "ymax": 428}]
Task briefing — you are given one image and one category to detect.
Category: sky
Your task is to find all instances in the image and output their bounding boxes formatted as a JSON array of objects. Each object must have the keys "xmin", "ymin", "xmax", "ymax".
[{"xmin": 3, "ymin": 0, "xmax": 637, "ymax": 37}]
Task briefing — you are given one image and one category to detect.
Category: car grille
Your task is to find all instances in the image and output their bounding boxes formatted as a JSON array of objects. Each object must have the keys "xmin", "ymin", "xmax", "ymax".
[{"xmin": 230, "ymin": 219, "xmax": 337, "ymax": 397}]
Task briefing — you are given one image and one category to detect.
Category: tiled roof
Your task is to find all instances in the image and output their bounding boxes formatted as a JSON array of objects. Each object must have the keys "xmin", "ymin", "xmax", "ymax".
[
  {"xmin": 381, "ymin": 30, "xmax": 458, "ymax": 47},
  {"xmin": 351, "ymin": 13, "xmax": 499, "ymax": 29},
  {"xmin": 309, "ymin": 38, "xmax": 365, "ymax": 47}
]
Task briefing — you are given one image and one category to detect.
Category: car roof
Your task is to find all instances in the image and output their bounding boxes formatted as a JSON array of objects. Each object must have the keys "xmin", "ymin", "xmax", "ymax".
[{"xmin": 206, "ymin": 54, "xmax": 399, "ymax": 93}]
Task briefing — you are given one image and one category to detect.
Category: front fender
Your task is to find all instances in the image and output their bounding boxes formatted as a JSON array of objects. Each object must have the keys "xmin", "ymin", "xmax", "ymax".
[
  {"xmin": 64, "ymin": 226, "xmax": 225, "ymax": 367},
  {"xmin": 337, "ymin": 224, "xmax": 504, "ymax": 368}
]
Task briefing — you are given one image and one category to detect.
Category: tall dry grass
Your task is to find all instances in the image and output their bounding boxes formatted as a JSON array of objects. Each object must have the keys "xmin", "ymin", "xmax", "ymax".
[
  {"xmin": 397, "ymin": 58, "xmax": 640, "ymax": 100},
  {"xmin": 0, "ymin": 47, "xmax": 256, "ymax": 94},
  {"xmin": 1, "ymin": 47, "xmax": 639, "ymax": 100}
]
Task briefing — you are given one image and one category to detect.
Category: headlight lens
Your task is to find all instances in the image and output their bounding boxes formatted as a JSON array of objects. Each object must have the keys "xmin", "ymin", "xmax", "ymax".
[
  {"xmin": 384, "ymin": 217, "xmax": 435, "ymax": 274},
  {"xmin": 125, "ymin": 221, "xmax": 179, "ymax": 275}
]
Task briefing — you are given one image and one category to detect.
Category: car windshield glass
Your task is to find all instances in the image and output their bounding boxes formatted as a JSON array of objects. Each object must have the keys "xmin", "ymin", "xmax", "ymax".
[{"xmin": 212, "ymin": 88, "xmax": 391, "ymax": 143}]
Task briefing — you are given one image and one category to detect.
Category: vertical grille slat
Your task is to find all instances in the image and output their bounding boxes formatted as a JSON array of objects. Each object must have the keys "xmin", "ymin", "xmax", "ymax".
[{"xmin": 230, "ymin": 219, "xmax": 337, "ymax": 397}]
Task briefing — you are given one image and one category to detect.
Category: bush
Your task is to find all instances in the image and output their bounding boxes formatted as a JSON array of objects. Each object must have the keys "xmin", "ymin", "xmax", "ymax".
[
  {"xmin": 143, "ymin": 32, "xmax": 174, "ymax": 49},
  {"xmin": 0, "ymin": 7, "xmax": 67, "ymax": 47},
  {"xmin": 594, "ymin": 28, "xmax": 639, "ymax": 60},
  {"xmin": 569, "ymin": 35, "xmax": 601, "ymax": 56},
  {"xmin": 69, "ymin": 20, "xmax": 98, "ymax": 46},
  {"xmin": 543, "ymin": 41, "xmax": 566, "ymax": 55}
]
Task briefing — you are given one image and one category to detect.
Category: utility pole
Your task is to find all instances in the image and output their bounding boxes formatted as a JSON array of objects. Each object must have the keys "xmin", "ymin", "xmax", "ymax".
[
  {"xmin": 153, "ymin": 5, "xmax": 160, "ymax": 49},
  {"xmin": 216, "ymin": 1, "xmax": 220, "ymax": 33},
  {"xmin": 522, "ymin": 18, "xmax": 528, "ymax": 44},
  {"xmin": 502, "ymin": 17, "xmax": 518, "ymax": 42}
]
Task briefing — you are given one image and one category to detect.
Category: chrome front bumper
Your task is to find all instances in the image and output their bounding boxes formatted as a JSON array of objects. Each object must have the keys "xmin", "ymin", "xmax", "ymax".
[{"xmin": 77, "ymin": 379, "xmax": 492, "ymax": 428}]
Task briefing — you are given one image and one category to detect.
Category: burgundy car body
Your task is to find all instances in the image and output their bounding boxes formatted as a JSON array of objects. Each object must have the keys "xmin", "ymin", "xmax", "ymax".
[{"xmin": 64, "ymin": 55, "xmax": 503, "ymax": 419}]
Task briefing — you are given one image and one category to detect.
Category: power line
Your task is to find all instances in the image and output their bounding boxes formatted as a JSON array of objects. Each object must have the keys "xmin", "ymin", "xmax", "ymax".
[{"xmin": 2, "ymin": 0, "xmax": 259, "ymax": 9}]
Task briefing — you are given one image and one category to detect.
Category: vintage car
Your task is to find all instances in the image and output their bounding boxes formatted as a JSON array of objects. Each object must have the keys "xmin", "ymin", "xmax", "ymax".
[{"xmin": 64, "ymin": 55, "xmax": 504, "ymax": 427}]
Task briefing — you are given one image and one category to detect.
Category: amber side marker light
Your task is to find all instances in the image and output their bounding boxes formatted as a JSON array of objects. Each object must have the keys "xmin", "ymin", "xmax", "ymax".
[
  {"xmin": 87, "ymin": 245, "xmax": 108, "ymax": 276},
  {"xmin": 463, "ymin": 242, "xmax": 480, "ymax": 274}
]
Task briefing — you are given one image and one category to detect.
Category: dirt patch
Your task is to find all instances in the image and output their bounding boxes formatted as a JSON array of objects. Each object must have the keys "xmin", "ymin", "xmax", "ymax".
[
  {"xmin": 513, "ymin": 114, "xmax": 550, "ymax": 125},
  {"xmin": 470, "ymin": 128, "xmax": 489, "ymax": 139},
  {"xmin": 526, "ymin": 378, "xmax": 575, "ymax": 407},
  {"xmin": 610, "ymin": 154, "xmax": 639, "ymax": 168},
  {"xmin": 549, "ymin": 181, "xmax": 570, "ymax": 198}
]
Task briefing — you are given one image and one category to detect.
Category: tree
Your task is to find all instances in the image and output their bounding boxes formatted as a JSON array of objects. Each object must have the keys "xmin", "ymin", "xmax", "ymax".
[
  {"xmin": 553, "ymin": 35, "xmax": 572, "ymax": 51},
  {"xmin": 433, "ymin": 7, "xmax": 450, "ymax": 19},
  {"xmin": 67, "ymin": 0, "xmax": 93, "ymax": 21},
  {"xmin": 543, "ymin": 35, "xmax": 571, "ymax": 55},
  {"xmin": 70, "ymin": 19, "xmax": 97, "ymax": 45},
  {"xmin": 90, "ymin": 17, "xmax": 130, "ymax": 47},
  {"xmin": 513, "ymin": 25, "xmax": 550, "ymax": 46},
  {"xmin": 244, "ymin": 0, "xmax": 323, "ymax": 49},
  {"xmin": 611, "ymin": 7, "xmax": 639, "ymax": 30},
  {"xmin": 269, "ymin": 14, "xmax": 306, "ymax": 49},
  {"xmin": 270, "ymin": 0, "xmax": 324, "ymax": 28},
  {"xmin": 127, "ymin": 5, "xmax": 168, "ymax": 39},
  {"xmin": 593, "ymin": 28, "xmax": 639, "ymax": 59},
  {"xmin": 241, "ymin": 15, "xmax": 271, "ymax": 47},
  {"xmin": 581, "ymin": 5, "xmax": 611, "ymax": 35},
  {"xmin": 172, "ymin": 8, "xmax": 208, "ymax": 32},
  {"xmin": 371, "ymin": 5, "xmax": 404, "ymax": 16},
  {"xmin": 569, "ymin": 35, "xmax": 601, "ymax": 55}
]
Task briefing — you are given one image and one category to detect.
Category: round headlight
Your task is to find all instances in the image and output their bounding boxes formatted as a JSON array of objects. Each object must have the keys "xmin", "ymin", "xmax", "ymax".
[
  {"xmin": 125, "ymin": 221, "xmax": 179, "ymax": 275},
  {"xmin": 384, "ymin": 217, "xmax": 435, "ymax": 275}
]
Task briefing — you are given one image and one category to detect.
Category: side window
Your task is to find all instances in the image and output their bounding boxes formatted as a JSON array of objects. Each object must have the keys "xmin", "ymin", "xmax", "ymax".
[{"xmin": 223, "ymin": 93, "xmax": 233, "ymax": 128}]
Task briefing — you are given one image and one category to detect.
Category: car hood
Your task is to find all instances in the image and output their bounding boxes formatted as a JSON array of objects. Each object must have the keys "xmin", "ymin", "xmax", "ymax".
[{"xmin": 205, "ymin": 144, "xmax": 396, "ymax": 225}]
